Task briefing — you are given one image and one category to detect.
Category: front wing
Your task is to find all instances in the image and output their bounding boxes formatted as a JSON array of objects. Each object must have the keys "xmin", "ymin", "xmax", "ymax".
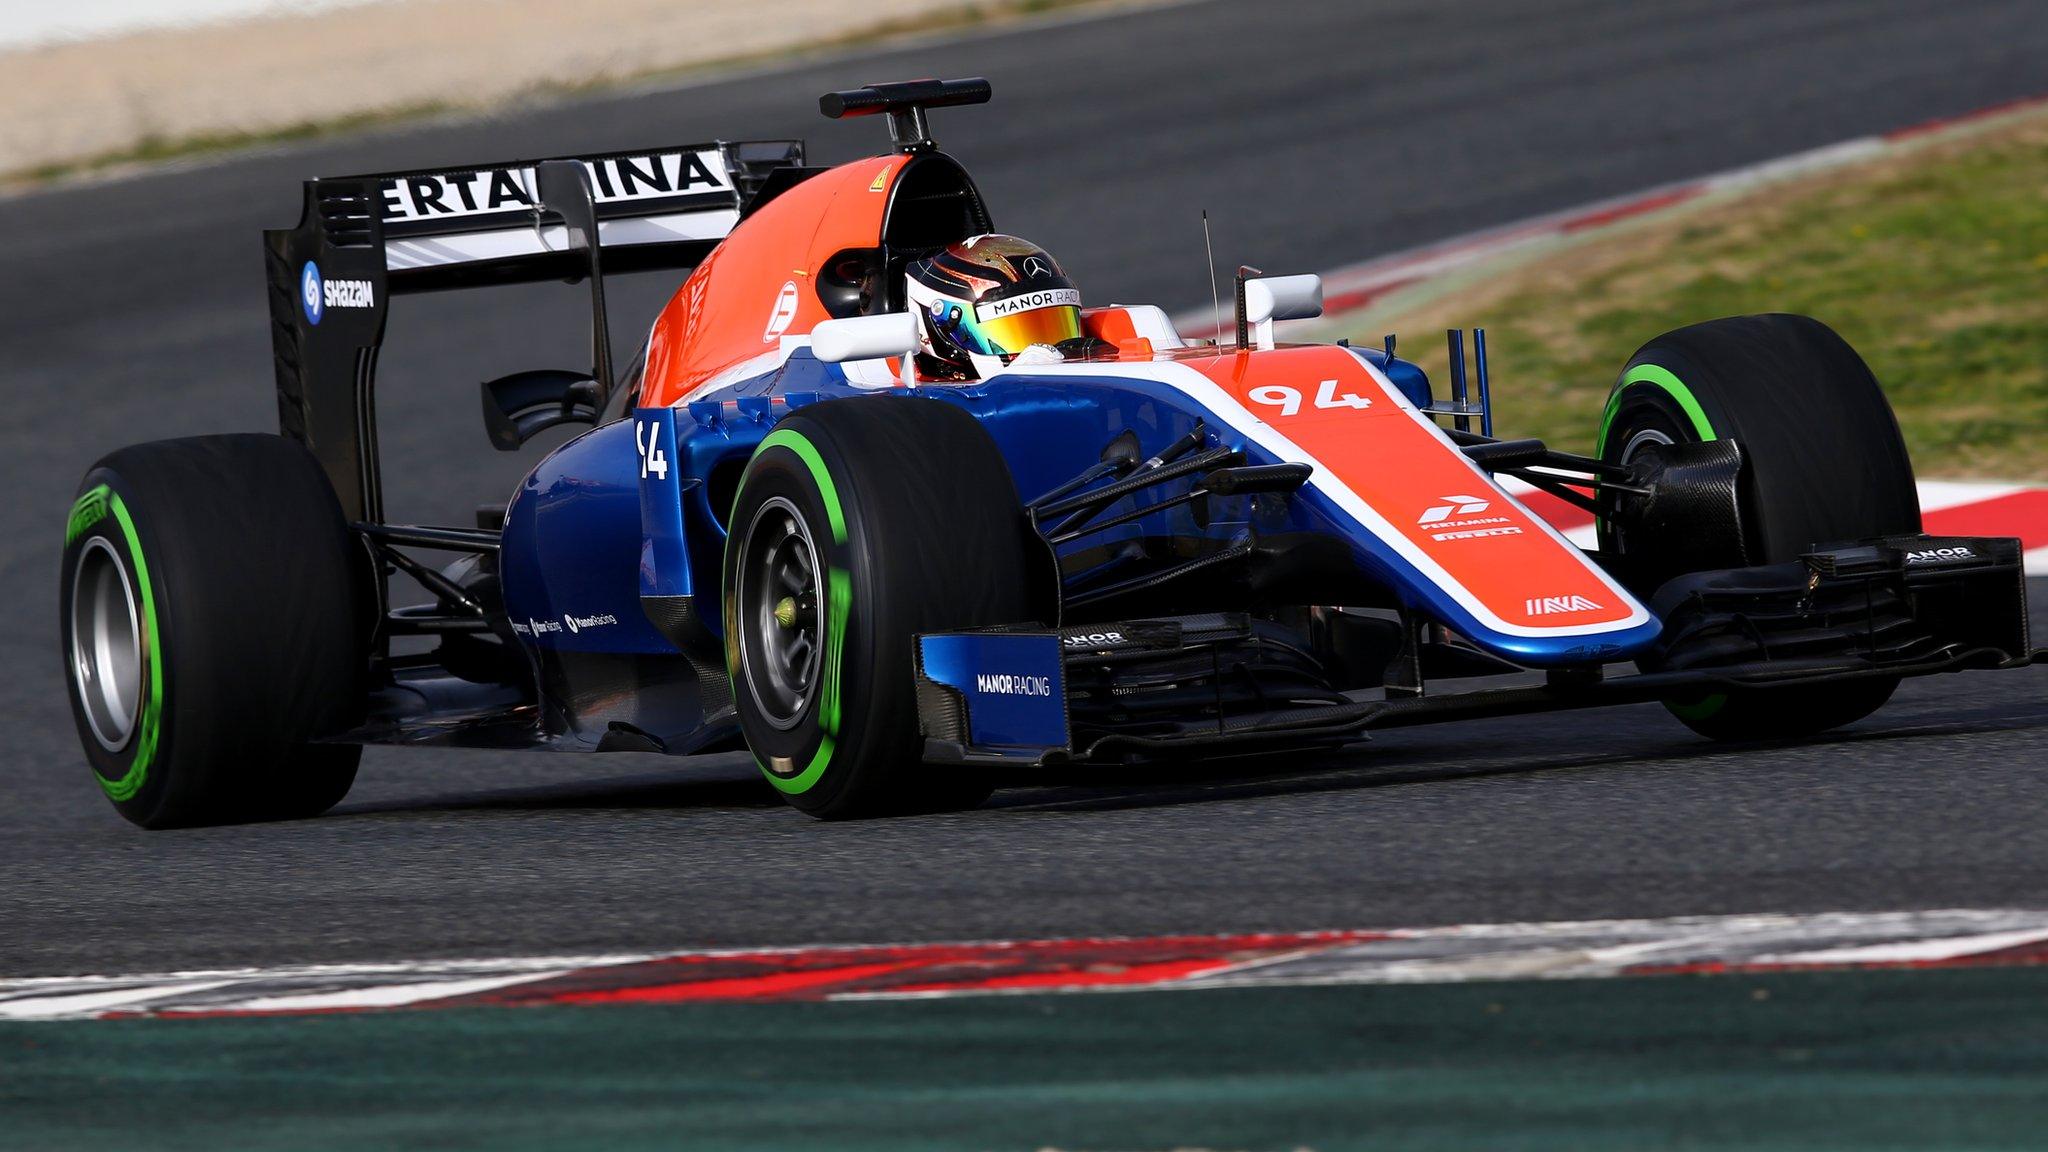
[{"xmin": 915, "ymin": 535, "xmax": 2041, "ymax": 766}]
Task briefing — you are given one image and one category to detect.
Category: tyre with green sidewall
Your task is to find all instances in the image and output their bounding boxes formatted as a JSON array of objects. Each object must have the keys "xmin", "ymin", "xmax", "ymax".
[
  {"xmin": 59, "ymin": 434, "xmax": 369, "ymax": 828},
  {"xmin": 1596, "ymin": 313, "xmax": 1920, "ymax": 741},
  {"xmin": 723, "ymin": 396, "xmax": 1040, "ymax": 819}
]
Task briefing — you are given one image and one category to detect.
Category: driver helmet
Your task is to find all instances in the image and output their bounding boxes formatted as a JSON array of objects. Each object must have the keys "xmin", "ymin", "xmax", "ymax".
[{"xmin": 904, "ymin": 235, "xmax": 1083, "ymax": 379}]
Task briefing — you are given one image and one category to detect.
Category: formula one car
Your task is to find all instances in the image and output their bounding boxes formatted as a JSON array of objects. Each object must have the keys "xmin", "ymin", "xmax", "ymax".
[{"xmin": 60, "ymin": 78, "xmax": 2042, "ymax": 826}]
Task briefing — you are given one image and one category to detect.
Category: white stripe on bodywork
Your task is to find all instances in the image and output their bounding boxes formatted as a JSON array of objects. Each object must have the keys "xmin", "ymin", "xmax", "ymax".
[
  {"xmin": 983, "ymin": 355, "xmax": 1652, "ymax": 641},
  {"xmin": 385, "ymin": 209, "xmax": 741, "ymax": 271},
  {"xmin": 678, "ymin": 343, "xmax": 800, "ymax": 403},
  {"xmin": 674, "ymin": 340, "xmax": 902, "ymax": 406}
]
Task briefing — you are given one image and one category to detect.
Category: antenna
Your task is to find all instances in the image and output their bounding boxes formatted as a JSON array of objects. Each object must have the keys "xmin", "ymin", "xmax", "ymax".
[{"xmin": 1202, "ymin": 210, "xmax": 1223, "ymax": 348}]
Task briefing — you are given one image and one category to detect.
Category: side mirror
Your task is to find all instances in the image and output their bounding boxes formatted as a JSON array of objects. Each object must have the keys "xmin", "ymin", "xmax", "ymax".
[
  {"xmin": 481, "ymin": 368, "xmax": 601, "ymax": 451},
  {"xmin": 811, "ymin": 312, "xmax": 918, "ymax": 363},
  {"xmin": 1244, "ymin": 274, "xmax": 1324, "ymax": 324},
  {"xmin": 1239, "ymin": 273, "xmax": 1323, "ymax": 350}
]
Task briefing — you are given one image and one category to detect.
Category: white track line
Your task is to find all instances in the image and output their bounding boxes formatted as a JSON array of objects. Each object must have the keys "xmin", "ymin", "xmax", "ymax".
[
  {"xmin": 211, "ymin": 971, "xmax": 578, "ymax": 1015},
  {"xmin": 1762, "ymin": 927, "xmax": 2048, "ymax": 966},
  {"xmin": 0, "ymin": 979, "xmax": 237, "ymax": 1020}
]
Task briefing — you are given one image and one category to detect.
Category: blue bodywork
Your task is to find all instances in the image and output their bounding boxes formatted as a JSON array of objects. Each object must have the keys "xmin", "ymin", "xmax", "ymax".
[
  {"xmin": 916, "ymin": 632, "xmax": 1070, "ymax": 752},
  {"xmin": 500, "ymin": 342, "xmax": 1662, "ymax": 744}
]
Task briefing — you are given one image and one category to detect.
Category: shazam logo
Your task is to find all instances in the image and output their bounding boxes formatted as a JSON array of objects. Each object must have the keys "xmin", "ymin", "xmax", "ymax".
[{"xmin": 300, "ymin": 262, "xmax": 323, "ymax": 325}]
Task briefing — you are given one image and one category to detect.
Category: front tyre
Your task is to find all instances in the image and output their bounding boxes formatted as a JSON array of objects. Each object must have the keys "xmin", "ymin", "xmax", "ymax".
[
  {"xmin": 59, "ymin": 434, "xmax": 369, "ymax": 828},
  {"xmin": 1597, "ymin": 314, "xmax": 1919, "ymax": 742},
  {"xmin": 723, "ymin": 397, "xmax": 1040, "ymax": 819}
]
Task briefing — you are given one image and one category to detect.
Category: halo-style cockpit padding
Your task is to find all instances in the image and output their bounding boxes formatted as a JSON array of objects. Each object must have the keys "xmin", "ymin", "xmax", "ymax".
[
  {"xmin": 884, "ymin": 153, "xmax": 993, "ymax": 250},
  {"xmin": 811, "ymin": 153, "xmax": 993, "ymax": 318},
  {"xmin": 870, "ymin": 153, "xmax": 995, "ymax": 315}
]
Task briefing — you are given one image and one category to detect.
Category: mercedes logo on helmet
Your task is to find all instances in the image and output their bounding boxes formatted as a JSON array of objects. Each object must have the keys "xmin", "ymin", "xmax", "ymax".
[{"xmin": 1021, "ymin": 255, "xmax": 1050, "ymax": 278}]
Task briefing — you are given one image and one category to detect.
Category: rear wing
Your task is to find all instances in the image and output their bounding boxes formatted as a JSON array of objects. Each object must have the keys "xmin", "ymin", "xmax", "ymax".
[
  {"xmin": 263, "ymin": 139, "xmax": 801, "ymax": 523},
  {"xmin": 271, "ymin": 139, "xmax": 801, "ymax": 293}
]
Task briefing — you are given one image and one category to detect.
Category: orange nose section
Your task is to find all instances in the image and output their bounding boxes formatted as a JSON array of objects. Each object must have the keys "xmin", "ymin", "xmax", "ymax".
[{"xmin": 1184, "ymin": 346, "xmax": 1644, "ymax": 638}]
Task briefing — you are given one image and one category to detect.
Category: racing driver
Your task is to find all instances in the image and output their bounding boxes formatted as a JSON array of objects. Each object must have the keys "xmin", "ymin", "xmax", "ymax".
[{"xmin": 904, "ymin": 234, "xmax": 1098, "ymax": 380}]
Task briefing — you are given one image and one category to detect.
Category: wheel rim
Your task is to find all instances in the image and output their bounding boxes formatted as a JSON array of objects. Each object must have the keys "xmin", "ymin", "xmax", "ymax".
[
  {"xmin": 1619, "ymin": 426, "xmax": 1676, "ymax": 464},
  {"xmin": 736, "ymin": 496, "xmax": 824, "ymax": 731},
  {"xmin": 1611, "ymin": 426, "xmax": 1677, "ymax": 554},
  {"xmin": 70, "ymin": 537, "xmax": 143, "ymax": 752}
]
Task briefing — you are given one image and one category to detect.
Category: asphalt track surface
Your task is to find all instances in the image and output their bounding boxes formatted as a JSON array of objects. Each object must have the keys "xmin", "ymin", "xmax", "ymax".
[{"xmin": 2, "ymin": 0, "xmax": 2044, "ymax": 976}]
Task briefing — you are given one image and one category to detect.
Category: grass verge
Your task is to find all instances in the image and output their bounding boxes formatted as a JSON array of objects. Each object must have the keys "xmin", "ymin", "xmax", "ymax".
[
  {"xmin": 10, "ymin": 104, "xmax": 453, "ymax": 187},
  {"xmin": 1313, "ymin": 108, "xmax": 2048, "ymax": 480}
]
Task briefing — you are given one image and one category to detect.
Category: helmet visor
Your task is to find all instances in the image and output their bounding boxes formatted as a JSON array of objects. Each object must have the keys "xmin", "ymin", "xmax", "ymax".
[
  {"xmin": 964, "ymin": 289, "xmax": 1084, "ymax": 358},
  {"xmin": 970, "ymin": 305, "xmax": 1082, "ymax": 357}
]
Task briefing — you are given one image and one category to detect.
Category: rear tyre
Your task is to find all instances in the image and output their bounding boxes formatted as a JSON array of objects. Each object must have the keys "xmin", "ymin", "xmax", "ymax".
[
  {"xmin": 723, "ymin": 397, "xmax": 1039, "ymax": 819},
  {"xmin": 1596, "ymin": 314, "xmax": 1919, "ymax": 741},
  {"xmin": 59, "ymin": 434, "xmax": 369, "ymax": 828}
]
